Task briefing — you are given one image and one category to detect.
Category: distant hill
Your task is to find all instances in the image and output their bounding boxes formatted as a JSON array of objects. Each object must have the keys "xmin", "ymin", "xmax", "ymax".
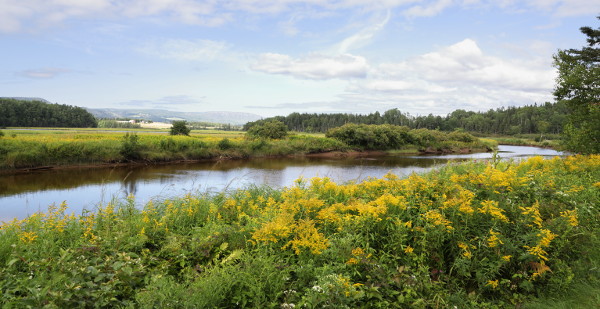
[{"xmin": 87, "ymin": 108, "xmax": 263, "ymax": 125}]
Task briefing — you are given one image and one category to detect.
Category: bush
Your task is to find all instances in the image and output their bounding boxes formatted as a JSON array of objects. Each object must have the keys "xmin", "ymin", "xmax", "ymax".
[
  {"xmin": 120, "ymin": 133, "xmax": 141, "ymax": 160},
  {"xmin": 170, "ymin": 121, "xmax": 191, "ymax": 136},
  {"xmin": 246, "ymin": 120, "xmax": 288, "ymax": 139},
  {"xmin": 0, "ymin": 130, "xmax": 3, "ymax": 138},
  {"xmin": 326, "ymin": 123, "xmax": 413, "ymax": 150},
  {"xmin": 218, "ymin": 138, "xmax": 234, "ymax": 150}
]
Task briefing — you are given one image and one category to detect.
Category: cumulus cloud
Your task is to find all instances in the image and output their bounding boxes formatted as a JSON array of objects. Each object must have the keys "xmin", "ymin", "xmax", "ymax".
[
  {"xmin": 251, "ymin": 53, "xmax": 369, "ymax": 80},
  {"xmin": 137, "ymin": 39, "xmax": 230, "ymax": 62},
  {"xmin": 16, "ymin": 68, "xmax": 71, "ymax": 79},
  {"xmin": 357, "ymin": 39, "xmax": 555, "ymax": 113},
  {"xmin": 249, "ymin": 38, "xmax": 556, "ymax": 115}
]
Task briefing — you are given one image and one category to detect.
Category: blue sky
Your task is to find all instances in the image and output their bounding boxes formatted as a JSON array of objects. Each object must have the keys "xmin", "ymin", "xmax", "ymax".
[{"xmin": 0, "ymin": 1, "xmax": 598, "ymax": 117}]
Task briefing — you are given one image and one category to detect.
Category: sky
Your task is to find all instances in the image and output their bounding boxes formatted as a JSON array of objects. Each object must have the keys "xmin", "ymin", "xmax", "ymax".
[{"xmin": 0, "ymin": 1, "xmax": 598, "ymax": 118}]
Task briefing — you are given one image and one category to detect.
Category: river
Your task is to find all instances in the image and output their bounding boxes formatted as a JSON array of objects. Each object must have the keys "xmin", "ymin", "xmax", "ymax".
[{"xmin": 0, "ymin": 145, "xmax": 563, "ymax": 222}]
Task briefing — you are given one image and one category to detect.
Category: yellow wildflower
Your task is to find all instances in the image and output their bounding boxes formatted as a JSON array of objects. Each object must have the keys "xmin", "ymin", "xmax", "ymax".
[
  {"xmin": 524, "ymin": 245, "xmax": 549, "ymax": 261},
  {"xmin": 284, "ymin": 219, "xmax": 329, "ymax": 255},
  {"xmin": 538, "ymin": 229, "xmax": 557, "ymax": 248},
  {"xmin": 520, "ymin": 201, "xmax": 543, "ymax": 228},
  {"xmin": 560, "ymin": 209, "xmax": 578, "ymax": 227},
  {"xmin": 346, "ymin": 257, "xmax": 359, "ymax": 265},
  {"xmin": 19, "ymin": 231, "xmax": 38, "ymax": 243},
  {"xmin": 404, "ymin": 246, "xmax": 414, "ymax": 254},
  {"xmin": 486, "ymin": 280, "xmax": 499, "ymax": 289},
  {"xmin": 502, "ymin": 255, "xmax": 512, "ymax": 262},
  {"xmin": 479, "ymin": 200, "xmax": 509, "ymax": 223},
  {"xmin": 487, "ymin": 230, "xmax": 503, "ymax": 248}
]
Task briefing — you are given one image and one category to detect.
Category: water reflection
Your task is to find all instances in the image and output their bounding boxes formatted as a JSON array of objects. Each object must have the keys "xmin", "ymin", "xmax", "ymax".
[{"xmin": 0, "ymin": 145, "xmax": 563, "ymax": 221}]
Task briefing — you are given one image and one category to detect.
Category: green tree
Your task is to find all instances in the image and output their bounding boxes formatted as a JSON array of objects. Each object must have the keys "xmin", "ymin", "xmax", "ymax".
[
  {"xmin": 170, "ymin": 121, "xmax": 191, "ymax": 136},
  {"xmin": 554, "ymin": 16, "xmax": 600, "ymax": 154},
  {"xmin": 246, "ymin": 120, "xmax": 288, "ymax": 139}
]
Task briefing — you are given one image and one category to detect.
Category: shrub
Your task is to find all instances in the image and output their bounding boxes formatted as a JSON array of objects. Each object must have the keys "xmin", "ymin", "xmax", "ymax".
[
  {"xmin": 170, "ymin": 121, "xmax": 191, "ymax": 136},
  {"xmin": 120, "ymin": 133, "xmax": 141, "ymax": 160},
  {"xmin": 447, "ymin": 130, "xmax": 477, "ymax": 142},
  {"xmin": 246, "ymin": 120, "xmax": 288, "ymax": 139},
  {"xmin": 218, "ymin": 138, "xmax": 234, "ymax": 150},
  {"xmin": 326, "ymin": 123, "xmax": 412, "ymax": 150}
]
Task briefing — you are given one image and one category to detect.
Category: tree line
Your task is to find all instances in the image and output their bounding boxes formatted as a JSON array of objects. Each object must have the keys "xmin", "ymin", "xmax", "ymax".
[
  {"xmin": 244, "ymin": 101, "xmax": 567, "ymax": 136},
  {"xmin": 0, "ymin": 98, "xmax": 97, "ymax": 128}
]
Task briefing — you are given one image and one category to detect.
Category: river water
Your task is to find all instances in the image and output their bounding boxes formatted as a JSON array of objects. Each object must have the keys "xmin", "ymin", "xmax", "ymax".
[{"xmin": 0, "ymin": 145, "xmax": 563, "ymax": 221}]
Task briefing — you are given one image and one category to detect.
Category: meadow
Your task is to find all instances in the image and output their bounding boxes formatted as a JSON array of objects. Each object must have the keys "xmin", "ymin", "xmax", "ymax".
[
  {"xmin": 0, "ymin": 154, "xmax": 598, "ymax": 308},
  {"xmin": 0, "ymin": 128, "xmax": 495, "ymax": 171}
]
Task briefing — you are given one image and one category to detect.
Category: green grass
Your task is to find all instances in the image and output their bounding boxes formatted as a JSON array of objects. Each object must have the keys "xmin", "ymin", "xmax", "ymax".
[{"xmin": 0, "ymin": 129, "xmax": 496, "ymax": 171}]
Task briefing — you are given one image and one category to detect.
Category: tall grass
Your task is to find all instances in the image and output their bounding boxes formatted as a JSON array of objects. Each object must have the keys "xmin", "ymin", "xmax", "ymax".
[
  {"xmin": 1, "ymin": 155, "xmax": 598, "ymax": 307},
  {"xmin": 0, "ymin": 129, "xmax": 496, "ymax": 170},
  {"xmin": 0, "ymin": 131, "xmax": 350, "ymax": 169}
]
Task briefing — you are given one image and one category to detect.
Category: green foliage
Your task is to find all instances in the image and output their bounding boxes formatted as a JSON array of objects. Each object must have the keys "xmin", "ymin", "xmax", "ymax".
[
  {"xmin": 326, "ymin": 123, "xmax": 486, "ymax": 151},
  {"xmin": 245, "ymin": 102, "xmax": 568, "ymax": 135},
  {"xmin": 326, "ymin": 123, "xmax": 413, "ymax": 150},
  {"xmin": 218, "ymin": 138, "xmax": 234, "ymax": 150},
  {"xmin": 1, "ymin": 155, "xmax": 599, "ymax": 307},
  {"xmin": 554, "ymin": 16, "xmax": 600, "ymax": 154},
  {"xmin": 0, "ymin": 130, "xmax": 3, "ymax": 138},
  {"xmin": 170, "ymin": 121, "xmax": 191, "ymax": 136},
  {"xmin": 0, "ymin": 98, "xmax": 97, "ymax": 128},
  {"xmin": 246, "ymin": 120, "xmax": 288, "ymax": 139},
  {"xmin": 120, "ymin": 133, "xmax": 141, "ymax": 160}
]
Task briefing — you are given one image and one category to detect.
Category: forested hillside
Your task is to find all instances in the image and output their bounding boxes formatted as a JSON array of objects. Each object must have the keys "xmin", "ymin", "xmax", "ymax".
[
  {"xmin": 245, "ymin": 102, "xmax": 567, "ymax": 135},
  {"xmin": 0, "ymin": 98, "xmax": 97, "ymax": 128}
]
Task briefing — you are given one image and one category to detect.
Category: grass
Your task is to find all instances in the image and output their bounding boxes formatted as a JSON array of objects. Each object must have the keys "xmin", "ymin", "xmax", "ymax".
[
  {"xmin": 0, "ymin": 128, "xmax": 496, "ymax": 171},
  {"xmin": 0, "ymin": 154, "xmax": 598, "ymax": 308}
]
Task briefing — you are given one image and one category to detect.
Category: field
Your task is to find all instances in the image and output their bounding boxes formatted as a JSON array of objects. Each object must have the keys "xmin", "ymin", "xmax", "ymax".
[
  {"xmin": 0, "ymin": 128, "xmax": 495, "ymax": 171},
  {"xmin": 1, "ymin": 154, "xmax": 598, "ymax": 307}
]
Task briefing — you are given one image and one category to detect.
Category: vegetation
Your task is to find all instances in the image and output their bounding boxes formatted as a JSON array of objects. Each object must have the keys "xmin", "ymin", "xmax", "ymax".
[
  {"xmin": 0, "ymin": 98, "xmax": 97, "ymax": 128},
  {"xmin": 1, "ymin": 155, "xmax": 598, "ymax": 307},
  {"xmin": 326, "ymin": 124, "xmax": 493, "ymax": 152},
  {"xmin": 244, "ymin": 102, "xmax": 567, "ymax": 135},
  {"xmin": 246, "ymin": 120, "xmax": 288, "ymax": 139},
  {"xmin": 170, "ymin": 121, "xmax": 191, "ymax": 136},
  {"xmin": 554, "ymin": 16, "xmax": 599, "ymax": 154},
  {"xmin": 0, "ymin": 130, "xmax": 350, "ymax": 170},
  {"xmin": 0, "ymin": 127, "xmax": 497, "ymax": 171}
]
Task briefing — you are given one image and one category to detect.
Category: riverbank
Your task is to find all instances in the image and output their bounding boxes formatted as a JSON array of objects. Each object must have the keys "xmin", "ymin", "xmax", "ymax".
[
  {"xmin": 0, "ymin": 129, "xmax": 496, "ymax": 174},
  {"xmin": 1, "ymin": 154, "xmax": 598, "ymax": 307}
]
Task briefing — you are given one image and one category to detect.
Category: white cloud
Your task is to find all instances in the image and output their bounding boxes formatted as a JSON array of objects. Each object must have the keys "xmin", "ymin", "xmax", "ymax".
[
  {"xmin": 251, "ymin": 53, "xmax": 369, "ymax": 79},
  {"xmin": 16, "ymin": 68, "xmax": 71, "ymax": 79},
  {"xmin": 256, "ymin": 38, "xmax": 556, "ymax": 115},
  {"xmin": 0, "ymin": 0, "xmax": 597, "ymax": 33},
  {"xmin": 338, "ymin": 10, "xmax": 391, "ymax": 53},
  {"xmin": 402, "ymin": 0, "xmax": 454, "ymax": 18},
  {"xmin": 138, "ymin": 39, "xmax": 230, "ymax": 62},
  {"xmin": 375, "ymin": 39, "xmax": 555, "ymax": 91}
]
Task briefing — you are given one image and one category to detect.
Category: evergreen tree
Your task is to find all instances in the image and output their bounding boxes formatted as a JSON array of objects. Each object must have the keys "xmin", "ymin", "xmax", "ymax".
[{"xmin": 553, "ymin": 16, "xmax": 600, "ymax": 154}]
